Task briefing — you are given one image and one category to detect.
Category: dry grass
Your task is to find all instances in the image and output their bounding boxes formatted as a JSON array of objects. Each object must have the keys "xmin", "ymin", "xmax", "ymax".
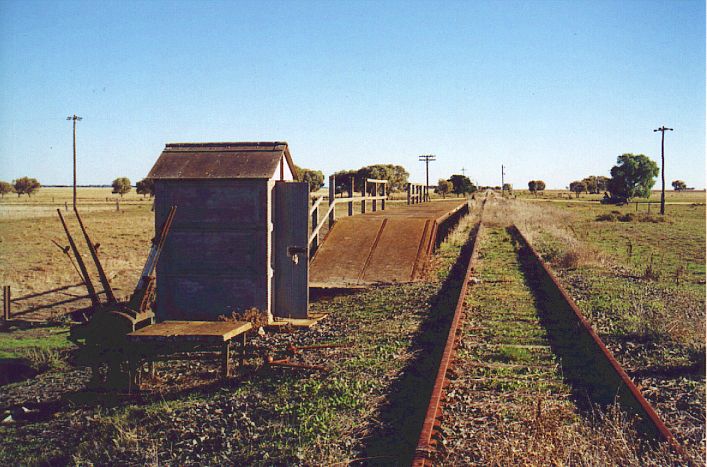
[
  {"xmin": 444, "ymin": 201, "xmax": 477, "ymax": 248},
  {"xmin": 71, "ymin": 413, "xmax": 159, "ymax": 466},
  {"xmin": 0, "ymin": 196, "xmax": 152, "ymax": 319},
  {"xmin": 481, "ymin": 195, "xmax": 604, "ymax": 269},
  {"xmin": 455, "ymin": 399, "xmax": 678, "ymax": 466}
]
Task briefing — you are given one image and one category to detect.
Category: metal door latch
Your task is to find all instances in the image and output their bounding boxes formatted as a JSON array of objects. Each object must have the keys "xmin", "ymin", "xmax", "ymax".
[{"xmin": 288, "ymin": 246, "xmax": 307, "ymax": 265}]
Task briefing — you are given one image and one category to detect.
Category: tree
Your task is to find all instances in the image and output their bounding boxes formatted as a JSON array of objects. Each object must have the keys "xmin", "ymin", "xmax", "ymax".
[
  {"xmin": 528, "ymin": 180, "xmax": 546, "ymax": 196},
  {"xmin": 357, "ymin": 164, "xmax": 409, "ymax": 193},
  {"xmin": 437, "ymin": 179, "xmax": 453, "ymax": 198},
  {"xmin": 672, "ymin": 180, "xmax": 687, "ymax": 191},
  {"xmin": 503, "ymin": 183, "xmax": 513, "ymax": 194},
  {"xmin": 569, "ymin": 181, "xmax": 586, "ymax": 198},
  {"xmin": 13, "ymin": 176, "xmax": 40, "ymax": 197},
  {"xmin": 582, "ymin": 176, "xmax": 598, "ymax": 194},
  {"xmin": 294, "ymin": 165, "xmax": 325, "ymax": 193},
  {"xmin": 596, "ymin": 176, "xmax": 609, "ymax": 193},
  {"xmin": 0, "ymin": 181, "xmax": 13, "ymax": 198},
  {"xmin": 607, "ymin": 153, "xmax": 659, "ymax": 202},
  {"xmin": 111, "ymin": 177, "xmax": 132, "ymax": 197},
  {"xmin": 136, "ymin": 178, "xmax": 154, "ymax": 197},
  {"xmin": 581, "ymin": 175, "xmax": 609, "ymax": 194},
  {"xmin": 528, "ymin": 180, "xmax": 537, "ymax": 195},
  {"xmin": 332, "ymin": 170, "xmax": 358, "ymax": 196},
  {"xmin": 448, "ymin": 174, "xmax": 476, "ymax": 196}
]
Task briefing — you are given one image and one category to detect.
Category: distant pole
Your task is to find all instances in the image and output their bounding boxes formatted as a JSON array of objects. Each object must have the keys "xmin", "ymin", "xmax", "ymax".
[
  {"xmin": 418, "ymin": 154, "xmax": 436, "ymax": 202},
  {"xmin": 461, "ymin": 167, "xmax": 466, "ymax": 176},
  {"xmin": 653, "ymin": 126, "xmax": 673, "ymax": 215},
  {"xmin": 67, "ymin": 114, "xmax": 83, "ymax": 209},
  {"xmin": 501, "ymin": 164, "xmax": 506, "ymax": 191}
]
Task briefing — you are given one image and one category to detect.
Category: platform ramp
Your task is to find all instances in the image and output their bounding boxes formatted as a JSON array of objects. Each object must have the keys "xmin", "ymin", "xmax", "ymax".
[{"xmin": 309, "ymin": 200, "xmax": 466, "ymax": 287}]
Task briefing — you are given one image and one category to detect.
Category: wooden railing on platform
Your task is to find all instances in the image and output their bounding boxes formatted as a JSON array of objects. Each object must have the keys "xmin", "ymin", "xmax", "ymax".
[
  {"xmin": 407, "ymin": 183, "xmax": 428, "ymax": 204},
  {"xmin": 308, "ymin": 175, "xmax": 387, "ymax": 258}
]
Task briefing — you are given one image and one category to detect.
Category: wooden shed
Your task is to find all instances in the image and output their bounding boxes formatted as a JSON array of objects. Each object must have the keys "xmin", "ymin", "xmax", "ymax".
[{"xmin": 147, "ymin": 142, "xmax": 309, "ymax": 321}]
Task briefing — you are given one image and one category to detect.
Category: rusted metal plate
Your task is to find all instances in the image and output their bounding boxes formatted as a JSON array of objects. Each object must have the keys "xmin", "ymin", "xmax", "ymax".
[
  {"xmin": 310, "ymin": 200, "xmax": 466, "ymax": 287},
  {"xmin": 148, "ymin": 142, "xmax": 294, "ymax": 180},
  {"xmin": 127, "ymin": 320, "xmax": 252, "ymax": 343},
  {"xmin": 309, "ymin": 217, "xmax": 386, "ymax": 287},
  {"xmin": 361, "ymin": 218, "xmax": 431, "ymax": 282}
]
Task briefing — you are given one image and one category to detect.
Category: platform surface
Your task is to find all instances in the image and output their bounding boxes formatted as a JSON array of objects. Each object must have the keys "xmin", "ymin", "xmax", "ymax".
[
  {"xmin": 309, "ymin": 200, "xmax": 466, "ymax": 287},
  {"xmin": 128, "ymin": 320, "xmax": 252, "ymax": 343}
]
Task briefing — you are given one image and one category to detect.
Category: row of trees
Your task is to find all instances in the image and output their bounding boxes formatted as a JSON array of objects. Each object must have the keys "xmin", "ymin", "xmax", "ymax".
[
  {"xmin": 566, "ymin": 154, "xmax": 657, "ymax": 201},
  {"xmin": 0, "ymin": 177, "xmax": 41, "ymax": 197},
  {"xmin": 0, "ymin": 176, "xmax": 157, "ymax": 199},
  {"xmin": 332, "ymin": 164, "xmax": 410, "ymax": 196},
  {"xmin": 110, "ymin": 177, "xmax": 155, "ymax": 197},
  {"xmin": 294, "ymin": 164, "xmax": 411, "ymax": 195}
]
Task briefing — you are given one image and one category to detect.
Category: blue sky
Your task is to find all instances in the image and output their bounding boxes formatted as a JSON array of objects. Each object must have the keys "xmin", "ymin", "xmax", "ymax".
[{"xmin": 0, "ymin": 0, "xmax": 704, "ymax": 189}]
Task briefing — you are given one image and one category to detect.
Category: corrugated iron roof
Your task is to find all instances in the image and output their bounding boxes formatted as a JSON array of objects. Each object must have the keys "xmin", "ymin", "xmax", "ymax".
[{"xmin": 148, "ymin": 142, "xmax": 296, "ymax": 180}]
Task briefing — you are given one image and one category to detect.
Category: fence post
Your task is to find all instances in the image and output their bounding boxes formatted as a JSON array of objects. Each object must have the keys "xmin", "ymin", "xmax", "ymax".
[
  {"xmin": 382, "ymin": 183, "xmax": 386, "ymax": 210},
  {"xmin": 328, "ymin": 175, "xmax": 336, "ymax": 229},
  {"xmin": 372, "ymin": 183, "xmax": 377, "ymax": 212},
  {"xmin": 348, "ymin": 176, "xmax": 354, "ymax": 216},
  {"xmin": 362, "ymin": 180, "xmax": 367, "ymax": 214},
  {"xmin": 635, "ymin": 202, "xmax": 638, "ymax": 212},
  {"xmin": 311, "ymin": 200, "xmax": 319, "ymax": 255},
  {"xmin": 3, "ymin": 286, "xmax": 10, "ymax": 321}
]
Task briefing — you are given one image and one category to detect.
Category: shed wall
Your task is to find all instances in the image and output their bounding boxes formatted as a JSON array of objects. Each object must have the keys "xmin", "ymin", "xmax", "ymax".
[{"xmin": 155, "ymin": 179, "xmax": 269, "ymax": 320}]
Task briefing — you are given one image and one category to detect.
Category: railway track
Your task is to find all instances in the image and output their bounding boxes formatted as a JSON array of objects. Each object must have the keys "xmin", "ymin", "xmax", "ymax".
[{"xmin": 412, "ymin": 204, "xmax": 689, "ymax": 465}]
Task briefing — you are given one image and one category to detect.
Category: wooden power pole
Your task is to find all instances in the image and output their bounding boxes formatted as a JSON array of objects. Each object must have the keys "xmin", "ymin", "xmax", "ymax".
[
  {"xmin": 653, "ymin": 126, "xmax": 673, "ymax": 215},
  {"xmin": 67, "ymin": 114, "xmax": 83, "ymax": 209},
  {"xmin": 419, "ymin": 154, "xmax": 436, "ymax": 202}
]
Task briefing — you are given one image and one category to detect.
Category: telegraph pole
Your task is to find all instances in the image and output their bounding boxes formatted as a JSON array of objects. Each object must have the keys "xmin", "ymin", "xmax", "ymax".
[
  {"xmin": 67, "ymin": 114, "xmax": 83, "ymax": 209},
  {"xmin": 461, "ymin": 167, "xmax": 466, "ymax": 176},
  {"xmin": 653, "ymin": 126, "xmax": 673, "ymax": 215},
  {"xmin": 501, "ymin": 164, "xmax": 506, "ymax": 192},
  {"xmin": 418, "ymin": 154, "xmax": 436, "ymax": 201}
]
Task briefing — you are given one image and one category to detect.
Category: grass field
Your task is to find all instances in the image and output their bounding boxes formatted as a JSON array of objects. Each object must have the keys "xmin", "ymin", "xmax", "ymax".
[
  {"xmin": 494, "ymin": 194, "xmax": 705, "ymax": 459},
  {"xmin": 515, "ymin": 188, "xmax": 706, "ymax": 204},
  {"xmin": 0, "ymin": 188, "xmax": 153, "ymax": 320}
]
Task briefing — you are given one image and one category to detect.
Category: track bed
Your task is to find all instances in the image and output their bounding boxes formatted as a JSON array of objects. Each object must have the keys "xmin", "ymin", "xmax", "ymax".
[{"xmin": 439, "ymin": 226, "xmax": 584, "ymax": 464}]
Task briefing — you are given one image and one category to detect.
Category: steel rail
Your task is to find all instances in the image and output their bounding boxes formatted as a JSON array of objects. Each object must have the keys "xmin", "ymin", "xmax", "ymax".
[
  {"xmin": 411, "ymin": 202, "xmax": 486, "ymax": 466},
  {"xmin": 513, "ymin": 225, "xmax": 690, "ymax": 462}
]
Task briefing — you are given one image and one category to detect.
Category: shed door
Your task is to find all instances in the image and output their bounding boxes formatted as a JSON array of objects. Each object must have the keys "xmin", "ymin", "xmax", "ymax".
[{"xmin": 273, "ymin": 181, "xmax": 309, "ymax": 318}]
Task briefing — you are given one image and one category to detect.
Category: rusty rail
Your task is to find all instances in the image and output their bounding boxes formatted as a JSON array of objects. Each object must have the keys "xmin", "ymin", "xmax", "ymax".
[
  {"xmin": 412, "ymin": 209, "xmax": 486, "ymax": 466},
  {"xmin": 513, "ymin": 225, "xmax": 689, "ymax": 460}
]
